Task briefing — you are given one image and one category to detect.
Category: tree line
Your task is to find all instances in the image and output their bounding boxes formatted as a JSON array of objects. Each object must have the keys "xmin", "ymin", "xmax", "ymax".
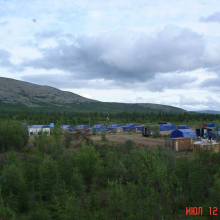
[{"xmin": 0, "ymin": 108, "xmax": 219, "ymax": 127}]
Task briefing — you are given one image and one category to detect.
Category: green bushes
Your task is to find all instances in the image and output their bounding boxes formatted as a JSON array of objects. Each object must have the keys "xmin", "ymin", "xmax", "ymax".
[
  {"xmin": 100, "ymin": 130, "xmax": 107, "ymax": 141},
  {"xmin": 0, "ymin": 120, "xmax": 29, "ymax": 152},
  {"xmin": 1, "ymin": 133, "xmax": 220, "ymax": 218},
  {"xmin": 125, "ymin": 139, "xmax": 134, "ymax": 154},
  {"xmin": 0, "ymin": 163, "xmax": 29, "ymax": 212},
  {"xmin": 75, "ymin": 145, "xmax": 102, "ymax": 190}
]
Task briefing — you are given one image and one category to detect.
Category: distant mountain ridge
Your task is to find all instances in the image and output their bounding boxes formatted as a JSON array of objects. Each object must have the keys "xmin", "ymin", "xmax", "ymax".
[
  {"xmin": 0, "ymin": 77, "xmax": 186, "ymax": 113},
  {"xmin": 195, "ymin": 110, "xmax": 220, "ymax": 114}
]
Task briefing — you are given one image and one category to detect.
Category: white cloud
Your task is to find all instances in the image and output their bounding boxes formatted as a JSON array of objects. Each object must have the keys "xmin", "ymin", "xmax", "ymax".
[{"xmin": 1, "ymin": 0, "xmax": 220, "ymax": 110}]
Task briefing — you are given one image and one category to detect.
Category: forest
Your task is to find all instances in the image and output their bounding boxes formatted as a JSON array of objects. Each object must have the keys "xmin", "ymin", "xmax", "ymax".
[
  {"xmin": 0, "ymin": 108, "xmax": 220, "ymax": 127},
  {"xmin": 0, "ymin": 110, "xmax": 220, "ymax": 219}
]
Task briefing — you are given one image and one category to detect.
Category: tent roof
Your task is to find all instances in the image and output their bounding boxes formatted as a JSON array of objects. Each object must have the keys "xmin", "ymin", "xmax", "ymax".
[
  {"xmin": 28, "ymin": 125, "xmax": 49, "ymax": 128},
  {"xmin": 177, "ymin": 129, "xmax": 194, "ymax": 133}
]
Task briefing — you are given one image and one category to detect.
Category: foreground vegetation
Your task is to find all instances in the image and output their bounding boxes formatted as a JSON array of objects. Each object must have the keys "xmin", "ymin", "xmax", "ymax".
[{"xmin": 0, "ymin": 120, "xmax": 220, "ymax": 219}]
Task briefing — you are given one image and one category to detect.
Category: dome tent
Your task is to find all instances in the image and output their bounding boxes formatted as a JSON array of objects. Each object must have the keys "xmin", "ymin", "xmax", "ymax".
[
  {"xmin": 92, "ymin": 124, "xmax": 105, "ymax": 133},
  {"xmin": 170, "ymin": 129, "xmax": 197, "ymax": 139}
]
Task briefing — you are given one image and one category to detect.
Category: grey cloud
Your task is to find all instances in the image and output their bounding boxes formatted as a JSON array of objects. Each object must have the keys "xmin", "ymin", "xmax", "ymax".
[
  {"xmin": 0, "ymin": 21, "xmax": 8, "ymax": 26},
  {"xmin": 34, "ymin": 30, "xmax": 62, "ymax": 39},
  {"xmin": 0, "ymin": 49, "xmax": 13, "ymax": 68},
  {"xmin": 22, "ymin": 72, "xmax": 197, "ymax": 92},
  {"xmin": 179, "ymin": 96, "xmax": 220, "ymax": 108},
  {"xmin": 143, "ymin": 74, "xmax": 197, "ymax": 92},
  {"xmin": 18, "ymin": 25, "xmax": 208, "ymax": 85},
  {"xmin": 200, "ymin": 12, "xmax": 220, "ymax": 23},
  {"xmin": 199, "ymin": 78, "xmax": 220, "ymax": 91}
]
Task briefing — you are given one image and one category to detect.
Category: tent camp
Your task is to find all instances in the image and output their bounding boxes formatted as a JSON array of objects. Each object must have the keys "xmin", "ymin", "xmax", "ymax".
[
  {"xmin": 92, "ymin": 125, "xmax": 105, "ymax": 133},
  {"xmin": 170, "ymin": 129, "xmax": 197, "ymax": 139},
  {"xmin": 159, "ymin": 124, "xmax": 176, "ymax": 131},
  {"xmin": 76, "ymin": 125, "xmax": 90, "ymax": 131},
  {"xmin": 177, "ymin": 125, "xmax": 189, "ymax": 129},
  {"xmin": 121, "ymin": 124, "xmax": 136, "ymax": 131},
  {"xmin": 61, "ymin": 125, "xmax": 75, "ymax": 132},
  {"xmin": 135, "ymin": 125, "xmax": 143, "ymax": 131},
  {"xmin": 106, "ymin": 124, "xmax": 121, "ymax": 131}
]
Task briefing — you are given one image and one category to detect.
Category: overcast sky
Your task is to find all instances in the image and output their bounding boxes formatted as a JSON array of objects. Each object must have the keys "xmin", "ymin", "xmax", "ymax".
[{"xmin": 1, "ymin": 0, "xmax": 220, "ymax": 111}]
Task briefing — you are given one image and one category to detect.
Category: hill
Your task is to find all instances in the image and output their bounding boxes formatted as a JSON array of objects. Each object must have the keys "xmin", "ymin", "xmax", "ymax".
[
  {"xmin": 0, "ymin": 77, "xmax": 186, "ymax": 113},
  {"xmin": 195, "ymin": 110, "xmax": 220, "ymax": 114}
]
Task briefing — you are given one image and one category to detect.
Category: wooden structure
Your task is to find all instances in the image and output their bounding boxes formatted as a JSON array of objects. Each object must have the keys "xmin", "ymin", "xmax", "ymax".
[
  {"xmin": 165, "ymin": 138, "xmax": 194, "ymax": 151},
  {"xmin": 193, "ymin": 140, "xmax": 220, "ymax": 153}
]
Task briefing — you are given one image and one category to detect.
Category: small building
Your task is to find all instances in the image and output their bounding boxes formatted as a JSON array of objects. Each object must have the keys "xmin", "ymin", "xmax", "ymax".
[
  {"xmin": 177, "ymin": 125, "xmax": 189, "ymax": 129},
  {"xmin": 92, "ymin": 124, "xmax": 106, "ymax": 133},
  {"xmin": 122, "ymin": 124, "xmax": 136, "ymax": 131},
  {"xmin": 165, "ymin": 138, "xmax": 194, "ymax": 151},
  {"xmin": 61, "ymin": 125, "xmax": 75, "ymax": 132},
  {"xmin": 28, "ymin": 125, "xmax": 51, "ymax": 136},
  {"xmin": 170, "ymin": 129, "xmax": 197, "ymax": 139},
  {"xmin": 142, "ymin": 126, "xmax": 150, "ymax": 137},
  {"xmin": 142, "ymin": 125, "xmax": 160, "ymax": 137},
  {"xmin": 196, "ymin": 127, "xmax": 214, "ymax": 138},
  {"xmin": 106, "ymin": 124, "xmax": 121, "ymax": 131}
]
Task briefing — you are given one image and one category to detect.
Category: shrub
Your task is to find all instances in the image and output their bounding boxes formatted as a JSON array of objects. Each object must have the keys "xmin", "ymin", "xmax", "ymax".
[
  {"xmin": 75, "ymin": 145, "xmax": 102, "ymax": 190},
  {"xmin": 101, "ymin": 130, "xmax": 107, "ymax": 141},
  {"xmin": 92, "ymin": 129, "xmax": 97, "ymax": 135},
  {"xmin": 0, "ymin": 120, "xmax": 29, "ymax": 152},
  {"xmin": 39, "ymin": 156, "xmax": 59, "ymax": 201},
  {"xmin": 0, "ymin": 164, "xmax": 29, "ymax": 212},
  {"xmin": 0, "ymin": 193, "xmax": 16, "ymax": 220},
  {"xmin": 63, "ymin": 132, "xmax": 75, "ymax": 149},
  {"xmin": 125, "ymin": 140, "xmax": 134, "ymax": 154}
]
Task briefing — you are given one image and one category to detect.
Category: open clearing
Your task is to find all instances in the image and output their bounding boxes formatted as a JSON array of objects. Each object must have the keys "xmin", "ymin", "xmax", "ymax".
[{"xmin": 91, "ymin": 133, "xmax": 165, "ymax": 147}]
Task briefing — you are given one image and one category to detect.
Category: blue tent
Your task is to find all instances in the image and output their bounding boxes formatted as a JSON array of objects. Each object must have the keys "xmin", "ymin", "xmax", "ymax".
[
  {"xmin": 207, "ymin": 130, "xmax": 220, "ymax": 140},
  {"xmin": 93, "ymin": 125, "xmax": 105, "ymax": 133},
  {"xmin": 159, "ymin": 124, "xmax": 176, "ymax": 131},
  {"xmin": 170, "ymin": 129, "xmax": 197, "ymax": 139},
  {"xmin": 61, "ymin": 125, "xmax": 75, "ymax": 132},
  {"xmin": 106, "ymin": 124, "xmax": 121, "ymax": 131},
  {"xmin": 206, "ymin": 123, "xmax": 216, "ymax": 127},
  {"xmin": 76, "ymin": 125, "xmax": 90, "ymax": 131},
  {"xmin": 177, "ymin": 125, "xmax": 189, "ymax": 129},
  {"xmin": 135, "ymin": 125, "xmax": 143, "ymax": 131},
  {"xmin": 28, "ymin": 125, "xmax": 50, "ymax": 129},
  {"xmin": 122, "ymin": 124, "xmax": 136, "ymax": 131}
]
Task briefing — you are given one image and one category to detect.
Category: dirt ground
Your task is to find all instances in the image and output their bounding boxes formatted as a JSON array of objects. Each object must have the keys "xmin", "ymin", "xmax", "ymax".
[{"xmin": 91, "ymin": 133, "xmax": 165, "ymax": 147}]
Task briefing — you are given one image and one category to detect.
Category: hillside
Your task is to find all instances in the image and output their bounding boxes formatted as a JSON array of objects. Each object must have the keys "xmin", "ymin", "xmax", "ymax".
[
  {"xmin": 0, "ymin": 77, "xmax": 186, "ymax": 113},
  {"xmin": 195, "ymin": 110, "xmax": 220, "ymax": 114}
]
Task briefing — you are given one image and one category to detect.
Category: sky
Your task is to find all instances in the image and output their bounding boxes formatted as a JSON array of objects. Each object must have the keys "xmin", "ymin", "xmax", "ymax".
[{"xmin": 1, "ymin": 0, "xmax": 220, "ymax": 111}]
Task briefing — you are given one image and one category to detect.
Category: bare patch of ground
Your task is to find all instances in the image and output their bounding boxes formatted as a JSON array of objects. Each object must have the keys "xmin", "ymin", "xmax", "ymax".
[{"xmin": 91, "ymin": 133, "xmax": 165, "ymax": 147}]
